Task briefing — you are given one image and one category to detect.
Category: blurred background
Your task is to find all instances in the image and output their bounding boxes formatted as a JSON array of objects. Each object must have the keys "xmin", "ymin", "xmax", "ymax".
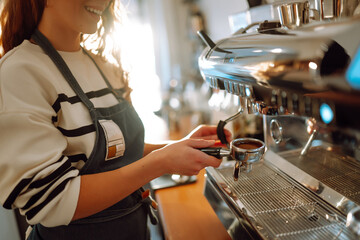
[{"xmin": 120, "ymin": 0, "xmax": 263, "ymax": 144}]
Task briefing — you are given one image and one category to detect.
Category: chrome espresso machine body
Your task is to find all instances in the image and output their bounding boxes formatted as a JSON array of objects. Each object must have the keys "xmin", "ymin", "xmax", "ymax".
[{"xmin": 198, "ymin": 1, "xmax": 360, "ymax": 239}]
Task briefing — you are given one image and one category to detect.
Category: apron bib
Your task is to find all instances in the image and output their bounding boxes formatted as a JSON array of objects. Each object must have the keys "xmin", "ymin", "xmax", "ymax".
[{"xmin": 27, "ymin": 29, "xmax": 156, "ymax": 240}]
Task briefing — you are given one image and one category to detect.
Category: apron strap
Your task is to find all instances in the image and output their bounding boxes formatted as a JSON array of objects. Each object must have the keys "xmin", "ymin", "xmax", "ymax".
[
  {"xmin": 30, "ymin": 29, "xmax": 153, "ymax": 228},
  {"xmin": 31, "ymin": 29, "xmax": 97, "ymax": 121},
  {"xmin": 82, "ymin": 50, "xmax": 127, "ymax": 100},
  {"xmin": 82, "ymin": 50, "xmax": 114, "ymax": 91}
]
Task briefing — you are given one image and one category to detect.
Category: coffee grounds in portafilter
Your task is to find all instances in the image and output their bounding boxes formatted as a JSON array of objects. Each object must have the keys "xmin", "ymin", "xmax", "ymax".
[{"xmin": 233, "ymin": 141, "xmax": 262, "ymax": 150}]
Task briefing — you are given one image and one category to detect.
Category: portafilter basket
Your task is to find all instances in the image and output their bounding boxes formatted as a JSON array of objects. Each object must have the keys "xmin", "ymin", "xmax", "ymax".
[{"xmin": 201, "ymin": 137, "xmax": 266, "ymax": 181}]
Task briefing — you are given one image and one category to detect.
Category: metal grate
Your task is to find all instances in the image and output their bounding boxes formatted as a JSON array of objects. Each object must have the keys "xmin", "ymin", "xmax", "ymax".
[
  {"xmin": 216, "ymin": 163, "xmax": 354, "ymax": 239},
  {"xmin": 281, "ymin": 147, "xmax": 360, "ymax": 205}
]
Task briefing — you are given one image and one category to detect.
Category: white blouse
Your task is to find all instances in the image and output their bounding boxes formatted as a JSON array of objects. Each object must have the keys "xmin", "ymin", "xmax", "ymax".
[{"xmin": 0, "ymin": 40, "xmax": 129, "ymax": 227}]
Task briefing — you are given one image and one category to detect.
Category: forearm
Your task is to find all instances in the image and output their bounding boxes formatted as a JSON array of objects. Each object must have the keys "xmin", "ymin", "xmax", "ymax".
[
  {"xmin": 143, "ymin": 142, "xmax": 171, "ymax": 156},
  {"xmin": 72, "ymin": 138, "xmax": 221, "ymax": 222},
  {"xmin": 72, "ymin": 155, "xmax": 164, "ymax": 221}
]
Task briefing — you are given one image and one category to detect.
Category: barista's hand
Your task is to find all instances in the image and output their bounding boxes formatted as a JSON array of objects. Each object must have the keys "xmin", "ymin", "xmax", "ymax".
[
  {"xmin": 149, "ymin": 138, "xmax": 222, "ymax": 176},
  {"xmin": 185, "ymin": 124, "xmax": 232, "ymax": 144}
]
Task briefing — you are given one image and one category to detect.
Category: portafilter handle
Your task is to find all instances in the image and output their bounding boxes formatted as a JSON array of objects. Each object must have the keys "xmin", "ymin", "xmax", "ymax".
[
  {"xmin": 199, "ymin": 147, "xmax": 247, "ymax": 181},
  {"xmin": 200, "ymin": 147, "xmax": 230, "ymax": 159}
]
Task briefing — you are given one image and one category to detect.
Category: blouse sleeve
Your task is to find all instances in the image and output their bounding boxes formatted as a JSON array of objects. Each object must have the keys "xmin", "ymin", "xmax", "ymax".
[{"xmin": 0, "ymin": 56, "xmax": 81, "ymax": 227}]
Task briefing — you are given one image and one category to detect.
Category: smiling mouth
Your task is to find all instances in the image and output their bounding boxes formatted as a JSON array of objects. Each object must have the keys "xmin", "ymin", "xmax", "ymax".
[{"xmin": 85, "ymin": 6, "xmax": 103, "ymax": 16}]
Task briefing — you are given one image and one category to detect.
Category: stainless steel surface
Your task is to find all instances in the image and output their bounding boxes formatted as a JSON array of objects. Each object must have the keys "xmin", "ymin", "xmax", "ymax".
[
  {"xmin": 263, "ymin": 114, "xmax": 360, "ymax": 214},
  {"xmin": 171, "ymin": 174, "xmax": 191, "ymax": 184},
  {"xmin": 206, "ymin": 161, "xmax": 354, "ymax": 239},
  {"xmin": 278, "ymin": 147, "xmax": 360, "ymax": 208},
  {"xmin": 230, "ymin": 138, "xmax": 265, "ymax": 179},
  {"xmin": 277, "ymin": 1, "xmax": 310, "ymax": 29},
  {"xmin": 270, "ymin": 119, "xmax": 283, "ymax": 144},
  {"xmin": 198, "ymin": 17, "xmax": 360, "ymax": 94},
  {"xmin": 321, "ymin": 0, "xmax": 360, "ymax": 19},
  {"xmin": 205, "ymin": 116, "xmax": 360, "ymax": 238},
  {"xmin": 346, "ymin": 206, "xmax": 360, "ymax": 236},
  {"xmin": 202, "ymin": 138, "xmax": 265, "ymax": 179},
  {"xmin": 150, "ymin": 174, "xmax": 197, "ymax": 190},
  {"xmin": 300, "ymin": 129, "xmax": 317, "ymax": 155},
  {"xmin": 200, "ymin": 1, "xmax": 360, "ymax": 238}
]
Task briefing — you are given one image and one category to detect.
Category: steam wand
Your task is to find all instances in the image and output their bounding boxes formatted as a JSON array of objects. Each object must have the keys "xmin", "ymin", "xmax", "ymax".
[{"xmin": 197, "ymin": 30, "xmax": 232, "ymax": 54}]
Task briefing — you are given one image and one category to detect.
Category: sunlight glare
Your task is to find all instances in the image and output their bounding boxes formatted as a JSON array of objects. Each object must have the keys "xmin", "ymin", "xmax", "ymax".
[{"xmin": 112, "ymin": 19, "xmax": 166, "ymax": 141}]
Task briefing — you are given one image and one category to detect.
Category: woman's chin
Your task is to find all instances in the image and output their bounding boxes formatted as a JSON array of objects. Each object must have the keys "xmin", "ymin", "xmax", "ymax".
[{"xmin": 81, "ymin": 25, "xmax": 99, "ymax": 35}]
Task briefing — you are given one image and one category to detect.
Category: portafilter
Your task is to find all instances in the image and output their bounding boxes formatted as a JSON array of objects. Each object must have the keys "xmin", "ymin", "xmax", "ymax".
[{"xmin": 201, "ymin": 137, "xmax": 265, "ymax": 181}]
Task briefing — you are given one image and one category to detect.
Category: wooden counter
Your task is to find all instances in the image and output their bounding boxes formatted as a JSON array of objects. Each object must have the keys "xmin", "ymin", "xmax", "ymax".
[{"xmin": 154, "ymin": 169, "xmax": 231, "ymax": 240}]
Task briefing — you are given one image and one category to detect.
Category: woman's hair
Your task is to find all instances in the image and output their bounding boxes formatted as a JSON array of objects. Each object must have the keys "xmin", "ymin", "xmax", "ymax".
[
  {"xmin": 82, "ymin": 0, "xmax": 127, "ymax": 68},
  {"xmin": 81, "ymin": 0, "xmax": 130, "ymax": 91},
  {"xmin": 0, "ymin": 0, "xmax": 123, "ymax": 57},
  {"xmin": 0, "ymin": 0, "xmax": 45, "ymax": 56},
  {"xmin": 0, "ymin": 0, "xmax": 130, "ymax": 95}
]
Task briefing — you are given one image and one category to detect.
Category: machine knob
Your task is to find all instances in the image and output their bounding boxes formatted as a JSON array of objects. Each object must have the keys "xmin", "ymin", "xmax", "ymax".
[
  {"xmin": 305, "ymin": 97, "xmax": 312, "ymax": 115},
  {"xmin": 346, "ymin": 206, "xmax": 360, "ymax": 236},
  {"xmin": 271, "ymin": 90, "xmax": 278, "ymax": 105},
  {"xmin": 255, "ymin": 101, "xmax": 278, "ymax": 115},
  {"xmin": 292, "ymin": 93, "xmax": 299, "ymax": 113},
  {"xmin": 281, "ymin": 91, "xmax": 288, "ymax": 108}
]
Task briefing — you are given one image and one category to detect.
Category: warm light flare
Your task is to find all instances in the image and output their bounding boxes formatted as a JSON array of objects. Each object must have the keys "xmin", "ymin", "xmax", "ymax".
[
  {"xmin": 309, "ymin": 62, "xmax": 318, "ymax": 70},
  {"xmin": 112, "ymin": 19, "xmax": 164, "ymax": 141},
  {"xmin": 271, "ymin": 48, "xmax": 283, "ymax": 53}
]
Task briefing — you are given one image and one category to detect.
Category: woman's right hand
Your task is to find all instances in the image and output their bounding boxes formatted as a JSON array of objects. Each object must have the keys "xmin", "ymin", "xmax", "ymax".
[{"xmin": 148, "ymin": 138, "xmax": 222, "ymax": 176}]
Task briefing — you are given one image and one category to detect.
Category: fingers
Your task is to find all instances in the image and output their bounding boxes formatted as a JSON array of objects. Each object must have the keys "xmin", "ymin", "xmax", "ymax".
[
  {"xmin": 162, "ymin": 138, "xmax": 225, "ymax": 176},
  {"xmin": 193, "ymin": 134, "xmax": 219, "ymax": 140},
  {"xmin": 187, "ymin": 125, "xmax": 216, "ymax": 138},
  {"xmin": 179, "ymin": 153, "xmax": 221, "ymax": 176},
  {"xmin": 188, "ymin": 125, "xmax": 233, "ymax": 143},
  {"xmin": 224, "ymin": 128, "xmax": 232, "ymax": 137},
  {"xmin": 187, "ymin": 140, "xmax": 223, "ymax": 167},
  {"xmin": 185, "ymin": 138, "xmax": 226, "ymax": 166},
  {"xmin": 203, "ymin": 155, "xmax": 222, "ymax": 168},
  {"xmin": 184, "ymin": 138, "xmax": 216, "ymax": 148}
]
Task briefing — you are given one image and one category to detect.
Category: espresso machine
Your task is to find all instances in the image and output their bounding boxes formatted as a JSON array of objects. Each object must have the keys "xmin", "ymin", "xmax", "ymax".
[{"xmin": 198, "ymin": 0, "xmax": 360, "ymax": 238}]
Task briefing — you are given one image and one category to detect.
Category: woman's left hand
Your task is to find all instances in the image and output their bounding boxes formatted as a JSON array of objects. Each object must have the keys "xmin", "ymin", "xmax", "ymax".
[{"xmin": 185, "ymin": 124, "xmax": 232, "ymax": 144}]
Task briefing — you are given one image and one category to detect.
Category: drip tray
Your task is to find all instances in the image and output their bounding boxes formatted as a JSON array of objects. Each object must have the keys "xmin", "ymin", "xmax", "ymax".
[
  {"xmin": 279, "ymin": 147, "xmax": 360, "ymax": 205},
  {"xmin": 209, "ymin": 160, "xmax": 355, "ymax": 239}
]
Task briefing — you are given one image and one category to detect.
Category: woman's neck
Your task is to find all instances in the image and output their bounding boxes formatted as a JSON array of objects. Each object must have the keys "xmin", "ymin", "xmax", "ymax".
[{"xmin": 37, "ymin": 18, "xmax": 81, "ymax": 52}]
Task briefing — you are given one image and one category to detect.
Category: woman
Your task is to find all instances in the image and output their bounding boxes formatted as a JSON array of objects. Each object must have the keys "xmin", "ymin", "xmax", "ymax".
[{"xmin": 0, "ymin": 0, "xmax": 231, "ymax": 239}]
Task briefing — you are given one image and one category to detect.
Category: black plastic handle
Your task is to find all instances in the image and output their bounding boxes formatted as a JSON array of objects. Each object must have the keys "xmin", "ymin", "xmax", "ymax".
[
  {"xmin": 217, "ymin": 120, "xmax": 228, "ymax": 145},
  {"xmin": 216, "ymin": 111, "xmax": 242, "ymax": 146},
  {"xmin": 199, "ymin": 147, "xmax": 223, "ymax": 159}
]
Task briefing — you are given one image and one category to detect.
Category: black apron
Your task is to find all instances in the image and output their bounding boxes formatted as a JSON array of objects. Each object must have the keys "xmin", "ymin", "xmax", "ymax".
[{"xmin": 27, "ymin": 29, "xmax": 157, "ymax": 240}]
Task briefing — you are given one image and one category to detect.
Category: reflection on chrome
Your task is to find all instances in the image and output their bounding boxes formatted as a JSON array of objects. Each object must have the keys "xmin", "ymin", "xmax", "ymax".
[{"xmin": 200, "ymin": 1, "xmax": 360, "ymax": 238}]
